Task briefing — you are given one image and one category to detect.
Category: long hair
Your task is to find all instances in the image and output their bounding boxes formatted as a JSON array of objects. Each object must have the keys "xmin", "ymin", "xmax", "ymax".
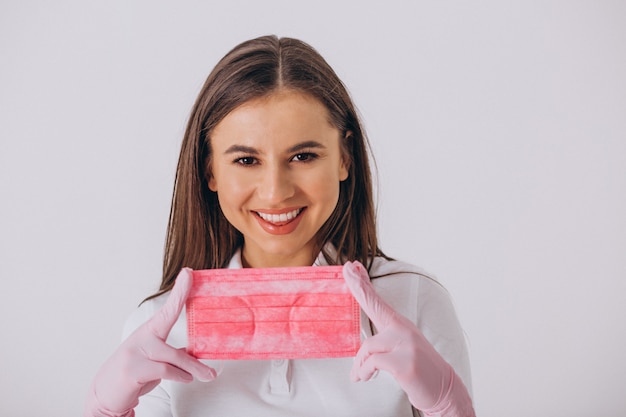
[{"xmin": 147, "ymin": 35, "xmax": 388, "ymax": 300}]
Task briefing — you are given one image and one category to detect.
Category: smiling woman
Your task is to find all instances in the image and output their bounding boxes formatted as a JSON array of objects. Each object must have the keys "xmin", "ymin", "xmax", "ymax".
[
  {"xmin": 152, "ymin": 36, "xmax": 380, "ymax": 292},
  {"xmin": 84, "ymin": 35, "xmax": 475, "ymax": 417}
]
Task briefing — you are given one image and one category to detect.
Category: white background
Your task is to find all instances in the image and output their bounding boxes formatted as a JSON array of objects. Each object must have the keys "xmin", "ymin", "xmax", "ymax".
[{"xmin": 1, "ymin": 1, "xmax": 625, "ymax": 416}]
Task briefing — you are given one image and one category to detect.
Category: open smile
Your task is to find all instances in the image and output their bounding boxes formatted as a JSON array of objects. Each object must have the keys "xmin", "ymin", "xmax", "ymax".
[
  {"xmin": 253, "ymin": 207, "xmax": 306, "ymax": 234},
  {"xmin": 255, "ymin": 208, "xmax": 303, "ymax": 225}
]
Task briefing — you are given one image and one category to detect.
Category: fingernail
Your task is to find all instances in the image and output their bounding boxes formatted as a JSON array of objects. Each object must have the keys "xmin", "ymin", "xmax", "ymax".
[{"xmin": 197, "ymin": 367, "xmax": 217, "ymax": 382}]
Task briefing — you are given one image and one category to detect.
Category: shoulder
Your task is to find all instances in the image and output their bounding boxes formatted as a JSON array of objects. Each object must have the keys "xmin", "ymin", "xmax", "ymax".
[
  {"xmin": 368, "ymin": 256, "xmax": 462, "ymax": 333},
  {"xmin": 368, "ymin": 257, "xmax": 451, "ymax": 321},
  {"xmin": 369, "ymin": 256, "xmax": 434, "ymax": 279}
]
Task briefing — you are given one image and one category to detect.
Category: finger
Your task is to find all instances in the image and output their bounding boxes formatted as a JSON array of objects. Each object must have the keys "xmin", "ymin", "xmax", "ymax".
[
  {"xmin": 167, "ymin": 347, "xmax": 217, "ymax": 382},
  {"xmin": 354, "ymin": 333, "xmax": 397, "ymax": 363},
  {"xmin": 343, "ymin": 261, "xmax": 395, "ymax": 330},
  {"xmin": 139, "ymin": 344, "xmax": 217, "ymax": 383},
  {"xmin": 150, "ymin": 268, "xmax": 193, "ymax": 340},
  {"xmin": 138, "ymin": 361, "xmax": 194, "ymax": 385},
  {"xmin": 354, "ymin": 351, "xmax": 399, "ymax": 382},
  {"xmin": 172, "ymin": 348, "xmax": 217, "ymax": 382},
  {"xmin": 351, "ymin": 334, "xmax": 395, "ymax": 381}
]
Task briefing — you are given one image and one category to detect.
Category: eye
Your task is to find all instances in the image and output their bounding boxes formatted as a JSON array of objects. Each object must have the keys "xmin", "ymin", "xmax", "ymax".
[
  {"xmin": 291, "ymin": 152, "xmax": 318, "ymax": 162},
  {"xmin": 234, "ymin": 156, "xmax": 257, "ymax": 166}
]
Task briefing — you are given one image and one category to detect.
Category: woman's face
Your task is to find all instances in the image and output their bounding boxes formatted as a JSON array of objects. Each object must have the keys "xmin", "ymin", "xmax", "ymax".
[{"xmin": 209, "ymin": 90, "xmax": 349, "ymax": 268}]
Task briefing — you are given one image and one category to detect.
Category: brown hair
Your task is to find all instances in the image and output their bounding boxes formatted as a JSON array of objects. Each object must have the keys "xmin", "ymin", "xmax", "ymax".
[{"xmin": 147, "ymin": 35, "xmax": 388, "ymax": 300}]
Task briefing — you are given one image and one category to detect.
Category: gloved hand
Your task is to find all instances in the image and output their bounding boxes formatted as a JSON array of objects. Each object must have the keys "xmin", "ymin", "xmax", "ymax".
[
  {"xmin": 342, "ymin": 261, "xmax": 475, "ymax": 417},
  {"xmin": 84, "ymin": 268, "xmax": 217, "ymax": 417}
]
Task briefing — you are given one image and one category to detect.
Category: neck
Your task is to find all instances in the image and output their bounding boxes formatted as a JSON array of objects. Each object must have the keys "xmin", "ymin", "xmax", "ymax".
[{"xmin": 241, "ymin": 247, "xmax": 317, "ymax": 268}]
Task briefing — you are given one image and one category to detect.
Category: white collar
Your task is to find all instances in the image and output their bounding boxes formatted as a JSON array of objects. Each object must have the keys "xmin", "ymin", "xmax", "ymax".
[{"xmin": 226, "ymin": 244, "xmax": 337, "ymax": 269}]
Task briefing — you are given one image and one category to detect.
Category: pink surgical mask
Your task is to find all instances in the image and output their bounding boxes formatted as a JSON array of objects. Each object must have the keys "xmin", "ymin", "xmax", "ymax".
[{"xmin": 186, "ymin": 265, "xmax": 361, "ymax": 360}]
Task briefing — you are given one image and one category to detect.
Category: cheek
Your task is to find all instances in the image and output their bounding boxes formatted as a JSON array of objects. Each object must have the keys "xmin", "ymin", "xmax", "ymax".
[
  {"xmin": 306, "ymin": 172, "xmax": 341, "ymax": 208},
  {"xmin": 214, "ymin": 174, "xmax": 253, "ymax": 211},
  {"xmin": 215, "ymin": 164, "xmax": 254, "ymax": 191}
]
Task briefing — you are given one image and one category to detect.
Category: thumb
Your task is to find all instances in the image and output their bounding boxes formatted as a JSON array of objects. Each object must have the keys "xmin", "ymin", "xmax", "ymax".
[
  {"xmin": 342, "ymin": 261, "xmax": 394, "ymax": 330},
  {"xmin": 150, "ymin": 267, "xmax": 193, "ymax": 340}
]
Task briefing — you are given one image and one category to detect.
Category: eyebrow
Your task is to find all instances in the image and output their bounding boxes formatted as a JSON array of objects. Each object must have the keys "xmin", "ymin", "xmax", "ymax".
[
  {"xmin": 224, "ymin": 145, "xmax": 259, "ymax": 155},
  {"xmin": 287, "ymin": 140, "xmax": 325, "ymax": 153},
  {"xmin": 223, "ymin": 140, "xmax": 326, "ymax": 155}
]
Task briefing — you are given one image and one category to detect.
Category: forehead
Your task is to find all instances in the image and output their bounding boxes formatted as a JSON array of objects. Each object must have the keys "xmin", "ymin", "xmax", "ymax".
[{"xmin": 211, "ymin": 90, "xmax": 337, "ymax": 144}]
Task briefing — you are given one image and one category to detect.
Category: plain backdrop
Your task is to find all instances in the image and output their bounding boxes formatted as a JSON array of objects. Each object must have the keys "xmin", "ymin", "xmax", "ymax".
[{"xmin": 1, "ymin": 1, "xmax": 625, "ymax": 416}]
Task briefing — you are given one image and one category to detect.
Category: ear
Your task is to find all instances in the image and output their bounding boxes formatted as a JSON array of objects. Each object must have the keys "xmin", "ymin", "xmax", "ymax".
[
  {"xmin": 208, "ymin": 175, "xmax": 217, "ymax": 192},
  {"xmin": 339, "ymin": 131, "xmax": 352, "ymax": 181},
  {"xmin": 206, "ymin": 159, "xmax": 218, "ymax": 191},
  {"xmin": 339, "ymin": 157, "xmax": 349, "ymax": 181}
]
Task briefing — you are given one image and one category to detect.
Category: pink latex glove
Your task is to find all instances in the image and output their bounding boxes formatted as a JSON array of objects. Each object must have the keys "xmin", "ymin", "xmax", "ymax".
[
  {"xmin": 84, "ymin": 268, "xmax": 217, "ymax": 417},
  {"xmin": 342, "ymin": 261, "xmax": 475, "ymax": 417}
]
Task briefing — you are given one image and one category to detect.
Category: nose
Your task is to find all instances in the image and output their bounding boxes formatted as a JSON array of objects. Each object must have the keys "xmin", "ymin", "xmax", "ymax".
[{"xmin": 256, "ymin": 163, "xmax": 295, "ymax": 204}]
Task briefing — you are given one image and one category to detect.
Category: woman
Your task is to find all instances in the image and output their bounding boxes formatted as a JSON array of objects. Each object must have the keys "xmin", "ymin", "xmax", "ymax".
[{"xmin": 85, "ymin": 35, "xmax": 475, "ymax": 417}]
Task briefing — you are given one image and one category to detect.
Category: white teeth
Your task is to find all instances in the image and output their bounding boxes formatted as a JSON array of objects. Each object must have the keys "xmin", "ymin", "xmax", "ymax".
[{"xmin": 257, "ymin": 208, "xmax": 301, "ymax": 224}]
